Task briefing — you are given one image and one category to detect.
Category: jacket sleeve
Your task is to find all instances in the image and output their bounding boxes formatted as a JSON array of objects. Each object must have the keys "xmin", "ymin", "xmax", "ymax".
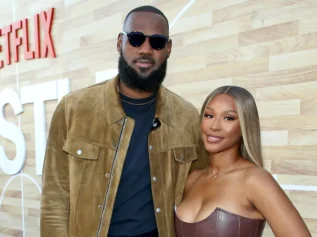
[
  {"xmin": 40, "ymin": 97, "xmax": 69, "ymax": 237},
  {"xmin": 189, "ymin": 109, "xmax": 209, "ymax": 172}
]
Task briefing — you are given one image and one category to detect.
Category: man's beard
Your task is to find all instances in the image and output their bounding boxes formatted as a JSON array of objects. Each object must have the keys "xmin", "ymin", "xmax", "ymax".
[{"xmin": 118, "ymin": 52, "xmax": 168, "ymax": 93}]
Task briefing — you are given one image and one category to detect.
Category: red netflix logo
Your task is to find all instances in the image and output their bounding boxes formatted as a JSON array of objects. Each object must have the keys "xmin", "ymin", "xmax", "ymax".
[{"xmin": 0, "ymin": 7, "xmax": 56, "ymax": 69}]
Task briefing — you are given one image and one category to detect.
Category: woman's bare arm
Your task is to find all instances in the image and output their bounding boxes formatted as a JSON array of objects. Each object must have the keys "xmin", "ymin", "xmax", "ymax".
[{"xmin": 245, "ymin": 167, "xmax": 311, "ymax": 237}]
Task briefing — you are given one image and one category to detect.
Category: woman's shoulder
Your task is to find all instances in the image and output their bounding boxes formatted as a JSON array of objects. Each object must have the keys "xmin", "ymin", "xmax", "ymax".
[
  {"xmin": 243, "ymin": 165, "xmax": 272, "ymax": 178},
  {"xmin": 242, "ymin": 165, "xmax": 277, "ymax": 190}
]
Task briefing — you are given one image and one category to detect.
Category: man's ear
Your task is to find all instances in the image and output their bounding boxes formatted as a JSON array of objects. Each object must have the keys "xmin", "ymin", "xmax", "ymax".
[
  {"xmin": 167, "ymin": 39, "xmax": 172, "ymax": 58},
  {"xmin": 117, "ymin": 33, "xmax": 122, "ymax": 52}
]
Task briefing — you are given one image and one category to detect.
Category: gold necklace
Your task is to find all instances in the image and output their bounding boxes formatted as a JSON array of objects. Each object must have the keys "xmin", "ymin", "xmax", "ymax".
[
  {"xmin": 209, "ymin": 158, "xmax": 243, "ymax": 178},
  {"xmin": 120, "ymin": 97, "xmax": 156, "ymax": 106},
  {"xmin": 117, "ymin": 84, "xmax": 156, "ymax": 106}
]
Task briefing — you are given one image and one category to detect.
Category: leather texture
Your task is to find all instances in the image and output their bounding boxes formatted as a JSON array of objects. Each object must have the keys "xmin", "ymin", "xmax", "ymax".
[{"xmin": 175, "ymin": 207, "xmax": 266, "ymax": 237}]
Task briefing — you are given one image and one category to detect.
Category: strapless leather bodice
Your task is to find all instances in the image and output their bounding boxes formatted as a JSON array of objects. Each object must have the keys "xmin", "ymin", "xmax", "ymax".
[{"xmin": 175, "ymin": 207, "xmax": 266, "ymax": 237}]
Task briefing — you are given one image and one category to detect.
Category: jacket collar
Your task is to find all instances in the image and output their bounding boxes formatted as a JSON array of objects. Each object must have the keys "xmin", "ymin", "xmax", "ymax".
[{"xmin": 104, "ymin": 75, "xmax": 173, "ymax": 127}]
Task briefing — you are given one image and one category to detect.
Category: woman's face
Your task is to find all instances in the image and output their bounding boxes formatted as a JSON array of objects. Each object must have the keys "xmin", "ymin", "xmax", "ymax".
[{"xmin": 200, "ymin": 94, "xmax": 242, "ymax": 154}]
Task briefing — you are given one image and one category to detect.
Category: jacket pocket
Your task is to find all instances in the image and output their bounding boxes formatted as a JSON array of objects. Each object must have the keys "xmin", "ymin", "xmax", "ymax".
[
  {"xmin": 173, "ymin": 146, "xmax": 198, "ymax": 163},
  {"xmin": 62, "ymin": 136, "xmax": 101, "ymax": 160},
  {"xmin": 62, "ymin": 136, "xmax": 103, "ymax": 190}
]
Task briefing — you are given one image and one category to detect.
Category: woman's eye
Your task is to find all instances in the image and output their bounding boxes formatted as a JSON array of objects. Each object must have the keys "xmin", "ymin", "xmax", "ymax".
[
  {"xmin": 204, "ymin": 114, "xmax": 213, "ymax": 118},
  {"xmin": 225, "ymin": 116, "xmax": 235, "ymax": 121}
]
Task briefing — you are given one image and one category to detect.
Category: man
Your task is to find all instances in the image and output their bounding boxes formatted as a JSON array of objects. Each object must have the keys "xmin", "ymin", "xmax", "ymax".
[{"xmin": 40, "ymin": 5, "xmax": 208, "ymax": 237}]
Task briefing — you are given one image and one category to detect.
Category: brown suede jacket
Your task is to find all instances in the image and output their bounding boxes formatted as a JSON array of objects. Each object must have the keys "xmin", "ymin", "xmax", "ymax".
[{"xmin": 40, "ymin": 76, "xmax": 208, "ymax": 237}]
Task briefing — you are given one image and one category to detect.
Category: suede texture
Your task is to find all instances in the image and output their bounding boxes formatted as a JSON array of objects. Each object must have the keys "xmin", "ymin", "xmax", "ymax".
[{"xmin": 40, "ymin": 75, "xmax": 209, "ymax": 237}]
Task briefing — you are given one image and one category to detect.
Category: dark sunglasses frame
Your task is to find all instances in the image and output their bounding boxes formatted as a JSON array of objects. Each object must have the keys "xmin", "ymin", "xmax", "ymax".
[{"xmin": 121, "ymin": 31, "xmax": 170, "ymax": 50}]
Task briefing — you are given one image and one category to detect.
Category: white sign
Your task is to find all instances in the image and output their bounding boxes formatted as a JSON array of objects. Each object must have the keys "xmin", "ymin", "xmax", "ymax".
[
  {"xmin": 0, "ymin": 88, "xmax": 25, "ymax": 175},
  {"xmin": 0, "ymin": 79, "xmax": 70, "ymax": 175},
  {"xmin": 0, "ymin": 69, "xmax": 117, "ymax": 176}
]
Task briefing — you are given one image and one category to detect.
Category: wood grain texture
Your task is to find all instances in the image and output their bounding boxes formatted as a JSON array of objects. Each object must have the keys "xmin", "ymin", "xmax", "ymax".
[{"xmin": 1, "ymin": 0, "xmax": 317, "ymax": 236}]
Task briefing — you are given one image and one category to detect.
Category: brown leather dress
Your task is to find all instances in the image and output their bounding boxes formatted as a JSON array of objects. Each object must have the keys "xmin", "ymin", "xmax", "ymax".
[{"xmin": 175, "ymin": 207, "xmax": 266, "ymax": 237}]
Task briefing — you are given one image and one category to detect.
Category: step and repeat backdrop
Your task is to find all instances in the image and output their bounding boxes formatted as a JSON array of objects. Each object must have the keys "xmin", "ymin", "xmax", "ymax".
[{"xmin": 1, "ymin": 0, "xmax": 317, "ymax": 236}]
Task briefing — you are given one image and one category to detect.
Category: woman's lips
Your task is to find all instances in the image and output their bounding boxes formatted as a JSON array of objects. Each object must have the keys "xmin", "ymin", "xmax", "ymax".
[{"xmin": 207, "ymin": 135, "xmax": 224, "ymax": 143}]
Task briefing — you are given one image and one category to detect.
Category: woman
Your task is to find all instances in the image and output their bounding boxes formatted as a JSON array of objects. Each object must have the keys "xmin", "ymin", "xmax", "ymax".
[{"xmin": 174, "ymin": 86, "xmax": 311, "ymax": 237}]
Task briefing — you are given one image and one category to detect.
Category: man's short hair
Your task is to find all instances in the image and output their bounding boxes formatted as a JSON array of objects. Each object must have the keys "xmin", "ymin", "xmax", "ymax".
[{"xmin": 124, "ymin": 5, "xmax": 169, "ymax": 31}]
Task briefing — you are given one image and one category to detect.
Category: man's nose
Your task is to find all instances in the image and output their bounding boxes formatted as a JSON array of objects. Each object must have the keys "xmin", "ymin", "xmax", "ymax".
[{"xmin": 138, "ymin": 37, "xmax": 153, "ymax": 55}]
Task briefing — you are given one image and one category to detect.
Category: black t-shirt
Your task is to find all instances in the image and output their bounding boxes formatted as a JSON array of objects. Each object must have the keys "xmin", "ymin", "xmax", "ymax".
[{"xmin": 108, "ymin": 92, "xmax": 157, "ymax": 236}]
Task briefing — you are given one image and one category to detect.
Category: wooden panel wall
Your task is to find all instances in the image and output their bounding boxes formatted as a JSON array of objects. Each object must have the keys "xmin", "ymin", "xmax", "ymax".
[{"xmin": 1, "ymin": 0, "xmax": 317, "ymax": 236}]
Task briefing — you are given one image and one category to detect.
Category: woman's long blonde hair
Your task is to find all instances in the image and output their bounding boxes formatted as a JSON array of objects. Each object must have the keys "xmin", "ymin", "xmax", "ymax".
[{"xmin": 200, "ymin": 86, "xmax": 264, "ymax": 168}]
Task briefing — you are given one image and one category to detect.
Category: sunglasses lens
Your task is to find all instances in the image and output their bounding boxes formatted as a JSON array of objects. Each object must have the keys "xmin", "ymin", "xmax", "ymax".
[
  {"xmin": 150, "ymin": 35, "xmax": 168, "ymax": 50},
  {"xmin": 125, "ymin": 32, "xmax": 168, "ymax": 50},
  {"xmin": 128, "ymin": 32, "xmax": 146, "ymax": 47}
]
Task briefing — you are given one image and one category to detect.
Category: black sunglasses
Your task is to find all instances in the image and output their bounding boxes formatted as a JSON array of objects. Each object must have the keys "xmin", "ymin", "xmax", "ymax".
[{"xmin": 121, "ymin": 31, "xmax": 170, "ymax": 50}]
